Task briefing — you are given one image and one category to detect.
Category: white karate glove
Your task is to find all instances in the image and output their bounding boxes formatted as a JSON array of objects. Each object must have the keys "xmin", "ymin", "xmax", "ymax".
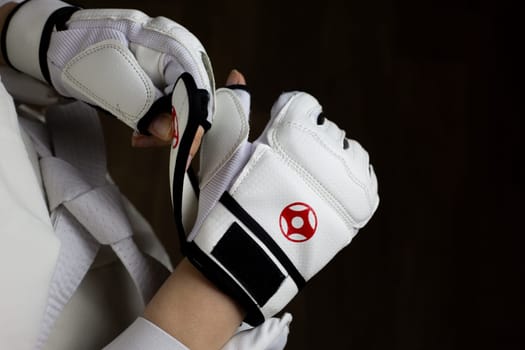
[
  {"xmin": 180, "ymin": 90, "xmax": 379, "ymax": 324},
  {"xmin": 1, "ymin": 0, "xmax": 214, "ymax": 158},
  {"xmin": 177, "ymin": 80, "xmax": 379, "ymax": 325}
]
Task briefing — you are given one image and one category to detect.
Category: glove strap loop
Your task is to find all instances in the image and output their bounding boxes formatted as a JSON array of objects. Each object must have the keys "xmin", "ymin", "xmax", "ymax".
[{"xmin": 168, "ymin": 73, "xmax": 210, "ymax": 254}]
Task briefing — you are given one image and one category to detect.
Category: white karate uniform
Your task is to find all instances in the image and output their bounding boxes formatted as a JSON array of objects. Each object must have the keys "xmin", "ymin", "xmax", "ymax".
[{"xmin": 0, "ymin": 66, "xmax": 196, "ymax": 349}]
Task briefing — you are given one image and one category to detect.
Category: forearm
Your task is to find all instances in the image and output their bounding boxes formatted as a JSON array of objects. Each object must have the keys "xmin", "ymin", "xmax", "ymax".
[
  {"xmin": 144, "ymin": 258, "xmax": 245, "ymax": 350},
  {"xmin": 0, "ymin": 2, "xmax": 17, "ymax": 65}
]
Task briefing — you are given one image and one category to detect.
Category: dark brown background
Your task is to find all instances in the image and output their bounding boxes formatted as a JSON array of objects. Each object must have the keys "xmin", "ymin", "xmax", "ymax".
[{"xmin": 79, "ymin": 0, "xmax": 523, "ymax": 348}]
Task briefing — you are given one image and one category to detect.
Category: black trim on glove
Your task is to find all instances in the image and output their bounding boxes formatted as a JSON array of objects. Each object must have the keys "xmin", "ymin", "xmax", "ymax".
[{"xmin": 169, "ymin": 73, "xmax": 210, "ymax": 255}]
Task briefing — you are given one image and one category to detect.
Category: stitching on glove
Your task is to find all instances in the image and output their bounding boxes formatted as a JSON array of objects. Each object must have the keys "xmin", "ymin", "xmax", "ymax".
[
  {"xmin": 63, "ymin": 42, "xmax": 153, "ymax": 125},
  {"xmin": 201, "ymin": 90, "xmax": 248, "ymax": 186},
  {"xmin": 69, "ymin": 9, "xmax": 149, "ymax": 24},
  {"xmin": 229, "ymin": 145, "xmax": 268, "ymax": 196},
  {"xmin": 141, "ymin": 21, "xmax": 208, "ymax": 90},
  {"xmin": 275, "ymin": 121, "xmax": 376, "ymax": 225},
  {"xmin": 65, "ymin": 9, "xmax": 211, "ymax": 116}
]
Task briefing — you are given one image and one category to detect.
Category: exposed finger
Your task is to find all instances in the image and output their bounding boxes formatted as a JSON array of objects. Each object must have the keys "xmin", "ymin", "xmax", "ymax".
[
  {"xmin": 131, "ymin": 132, "xmax": 171, "ymax": 148},
  {"xmin": 147, "ymin": 112, "xmax": 173, "ymax": 141},
  {"xmin": 226, "ymin": 69, "xmax": 246, "ymax": 86}
]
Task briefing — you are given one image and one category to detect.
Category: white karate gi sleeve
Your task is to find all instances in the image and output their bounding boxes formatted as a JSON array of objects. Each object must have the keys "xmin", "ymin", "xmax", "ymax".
[
  {"xmin": 0, "ymin": 67, "xmax": 61, "ymax": 349},
  {"xmin": 104, "ymin": 318, "xmax": 190, "ymax": 350}
]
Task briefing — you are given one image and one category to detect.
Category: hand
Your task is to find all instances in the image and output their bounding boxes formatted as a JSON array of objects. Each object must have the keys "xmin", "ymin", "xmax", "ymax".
[
  {"xmin": 170, "ymin": 70, "xmax": 251, "ymax": 254},
  {"xmin": 182, "ymin": 83, "xmax": 379, "ymax": 325},
  {"xmin": 143, "ymin": 73, "xmax": 293, "ymax": 349},
  {"xmin": 131, "ymin": 69, "xmax": 246, "ymax": 182},
  {"xmin": 1, "ymin": 0, "xmax": 214, "ymax": 166}
]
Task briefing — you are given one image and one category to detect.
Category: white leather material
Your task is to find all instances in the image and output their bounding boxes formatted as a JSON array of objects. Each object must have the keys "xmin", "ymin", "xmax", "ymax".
[
  {"xmin": 53, "ymin": 7, "xmax": 214, "ymax": 128},
  {"xmin": 129, "ymin": 43, "xmax": 166, "ymax": 88},
  {"xmin": 259, "ymin": 92, "xmax": 378, "ymax": 227},
  {"xmin": 193, "ymin": 91, "xmax": 379, "ymax": 321},
  {"xmin": 200, "ymin": 88, "xmax": 249, "ymax": 189},
  {"xmin": 187, "ymin": 88, "xmax": 251, "ymax": 239},
  {"xmin": 5, "ymin": 0, "xmax": 70, "ymax": 82},
  {"xmin": 61, "ymin": 40, "xmax": 156, "ymax": 129}
]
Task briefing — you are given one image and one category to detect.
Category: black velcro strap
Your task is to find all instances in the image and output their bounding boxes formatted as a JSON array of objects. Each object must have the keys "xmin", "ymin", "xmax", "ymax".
[
  {"xmin": 170, "ymin": 73, "xmax": 209, "ymax": 255},
  {"xmin": 186, "ymin": 241, "xmax": 265, "ymax": 326},
  {"xmin": 212, "ymin": 222, "xmax": 285, "ymax": 307},
  {"xmin": 219, "ymin": 192, "xmax": 306, "ymax": 290},
  {"xmin": 39, "ymin": 6, "xmax": 79, "ymax": 85}
]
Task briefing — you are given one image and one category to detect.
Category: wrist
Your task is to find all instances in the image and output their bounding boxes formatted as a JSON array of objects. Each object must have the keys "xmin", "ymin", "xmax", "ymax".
[{"xmin": 144, "ymin": 258, "xmax": 245, "ymax": 350}]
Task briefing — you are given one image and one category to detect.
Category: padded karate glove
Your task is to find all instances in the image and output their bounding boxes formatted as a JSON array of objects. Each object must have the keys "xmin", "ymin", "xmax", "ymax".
[
  {"xmin": 180, "ymin": 87, "xmax": 379, "ymax": 325},
  {"xmin": 1, "ymin": 0, "xmax": 214, "ymax": 143}
]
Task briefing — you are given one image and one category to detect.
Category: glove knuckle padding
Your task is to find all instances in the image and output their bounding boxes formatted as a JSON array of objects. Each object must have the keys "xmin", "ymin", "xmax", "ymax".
[
  {"xmin": 228, "ymin": 95, "xmax": 374, "ymax": 281},
  {"xmin": 58, "ymin": 39, "xmax": 155, "ymax": 128},
  {"xmin": 269, "ymin": 93, "xmax": 378, "ymax": 226}
]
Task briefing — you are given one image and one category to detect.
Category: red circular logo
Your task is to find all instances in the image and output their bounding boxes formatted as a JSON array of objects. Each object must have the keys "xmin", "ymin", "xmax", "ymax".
[
  {"xmin": 279, "ymin": 202, "xmax": 318, "ymax": 242},
  {"xmin": 171, "ymin": 106, "xmax": 180, "ymax": 149}
]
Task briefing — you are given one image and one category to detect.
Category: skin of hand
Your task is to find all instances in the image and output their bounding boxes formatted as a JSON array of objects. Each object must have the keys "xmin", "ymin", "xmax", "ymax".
[{"xmin": 144, "ymin": 257, "xmax": 246, "ymax": 350}]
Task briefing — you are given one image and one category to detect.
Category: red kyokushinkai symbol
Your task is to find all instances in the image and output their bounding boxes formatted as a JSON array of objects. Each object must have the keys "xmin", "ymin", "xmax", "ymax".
[
  {"xmin": 171, "ymin": 106, "xmax": 180, "ymax": 149},
  {"xmin": 279, "ymin": 202, "xmax": 318, "ymax": 242}
]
